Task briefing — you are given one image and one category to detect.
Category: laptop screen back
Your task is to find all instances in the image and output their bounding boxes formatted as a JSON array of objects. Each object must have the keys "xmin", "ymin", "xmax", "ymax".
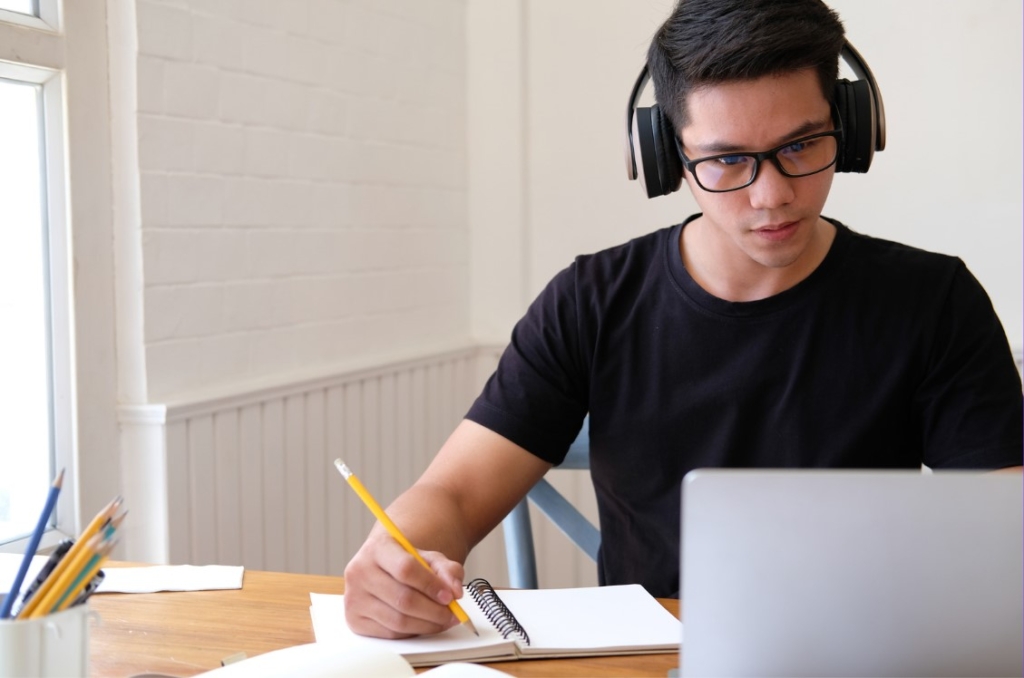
[{"xmin": 680, "ymin": 470, "xmax": 1023, "ymax": 678}]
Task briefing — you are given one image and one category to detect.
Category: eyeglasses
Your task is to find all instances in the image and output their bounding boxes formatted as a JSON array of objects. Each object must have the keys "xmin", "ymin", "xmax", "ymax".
[{"xmin": 678, "ymin": 129, "xmax": 843, "ymax": 193}]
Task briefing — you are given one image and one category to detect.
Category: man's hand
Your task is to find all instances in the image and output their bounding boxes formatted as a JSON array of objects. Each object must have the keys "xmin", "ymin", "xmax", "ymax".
[
  {"xmin": 343, "ymin": 530, "xmax": 466, "ymax": 639},
  {"xmin": 341, "ymin": 419, "xmax": 554, "ymax": 639}
]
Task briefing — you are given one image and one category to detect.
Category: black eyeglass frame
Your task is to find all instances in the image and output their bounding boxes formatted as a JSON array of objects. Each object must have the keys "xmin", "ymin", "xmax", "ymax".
[{"xmin": 677, "ymin": 127, "xmax": 844, "ymax": 194}]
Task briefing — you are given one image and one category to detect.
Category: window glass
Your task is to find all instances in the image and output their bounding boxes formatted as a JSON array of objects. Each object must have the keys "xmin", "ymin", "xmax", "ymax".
[
  {"xmin": 0, "ymin": 1, "xmax": 36, "ymax": 16},
  {"xmin": 0, "ymin": 77, "xmax": 53, "ymax": 544}
]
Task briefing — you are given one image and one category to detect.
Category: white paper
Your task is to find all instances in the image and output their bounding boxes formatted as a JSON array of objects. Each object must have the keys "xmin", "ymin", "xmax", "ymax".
[
  {"xmin": 96, "ymin": 564, "xmax": 244, "ymax": 593},
  {"xmin": 191, "ymin": 642, "xmax": 511, "ymax": 678},
  {"xmin": 0, "ymin": 553, "xmax": 49, "ymax": 598},
  {"xmin": 422, "ymin": 664, "xmax": 513, "ymax": 677},
  {"xmin": 193, "ymin": 643, "xmax": 415, "ymax": 678},
  {"xmin": 2, "ymin": 554, "xmax": 244, "ymax": 596},
  {"xmin": 309, "ymin": 592, "xmax": 517, "ymax": 665},
  {"xmin": 308, "ymin": 583, "xmax": 681, "ymax": 666},
  {"xmin": 492, "ymin": 585, "xmax": 681, "ymax": 655}
]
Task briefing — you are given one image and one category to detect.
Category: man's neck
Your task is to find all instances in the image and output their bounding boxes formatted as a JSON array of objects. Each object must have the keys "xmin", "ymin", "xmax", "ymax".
[{"xmin": 679, "ymin": 217, "xmax": 836, "ymax": 302}]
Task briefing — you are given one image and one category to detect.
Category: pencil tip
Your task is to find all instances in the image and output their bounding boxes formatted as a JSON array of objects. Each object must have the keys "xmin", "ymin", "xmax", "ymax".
[
  {"xmin": 465, "ymin": 619, "xmax": 480, "ymax": 636},
  {"xmin": 53, "ymin": 468, "xmax": 66, "ymax": 487}
]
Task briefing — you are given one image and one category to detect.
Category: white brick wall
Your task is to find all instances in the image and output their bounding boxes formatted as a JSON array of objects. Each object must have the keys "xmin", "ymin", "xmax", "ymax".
[{"xmin": 135, "ymin": 0, "xmax": 469, "ymax": 400}]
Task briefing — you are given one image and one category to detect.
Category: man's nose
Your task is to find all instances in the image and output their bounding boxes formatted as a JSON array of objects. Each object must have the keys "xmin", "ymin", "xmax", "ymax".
[{"xmin": 747, "ymin": 160, "xmax": 795, "ymax": 210}]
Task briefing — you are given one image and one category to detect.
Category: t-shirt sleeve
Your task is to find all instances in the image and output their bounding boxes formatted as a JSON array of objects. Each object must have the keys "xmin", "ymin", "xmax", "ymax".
[
  {"xmin": 915, "ymin": 261, "xmax": 1023, "ymax": 469},
  {"xmin": 465, "ymin": 263, "xmax": 589, "ymax": 465}
]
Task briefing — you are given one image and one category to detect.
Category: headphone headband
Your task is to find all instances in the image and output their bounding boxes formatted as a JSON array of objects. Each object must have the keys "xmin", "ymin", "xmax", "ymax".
[{"xmin": 624, "ymin": 66, "xmax": 652, "ymax": 181}]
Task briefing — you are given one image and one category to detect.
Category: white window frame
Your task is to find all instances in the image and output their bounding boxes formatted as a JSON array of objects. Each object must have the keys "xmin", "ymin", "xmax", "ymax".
[
  {"xmin": 0, "ymin": 3, "xmax": 58, "ymax": 32},
  {"xmin": 0, "ymin": 0, "xmax": 76, "ymax": 553}
]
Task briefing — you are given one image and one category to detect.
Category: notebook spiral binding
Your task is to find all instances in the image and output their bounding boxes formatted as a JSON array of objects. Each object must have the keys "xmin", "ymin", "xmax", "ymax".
[{"xmin": 466, "ymin": 578, "xmax": 531, "ymax": 646}]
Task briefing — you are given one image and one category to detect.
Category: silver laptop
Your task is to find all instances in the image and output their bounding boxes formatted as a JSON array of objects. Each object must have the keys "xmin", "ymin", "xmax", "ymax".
[{"xmin": 680, "ymin": 469, "xmax": 1023, "ymax": 677}]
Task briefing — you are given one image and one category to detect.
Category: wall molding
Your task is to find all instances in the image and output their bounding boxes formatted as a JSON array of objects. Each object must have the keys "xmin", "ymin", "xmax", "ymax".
[
  {"xmin": 160, "ymin": 342, "xmax": 491, "ymax": 422},
  {"xmin": 116, "ymin": 344, "xmax": 514, "ymax": 579},
  {"xmin": 113, "ymin": 341, "xmax": 599, "ymax": 588},
  {"xmin": 118, "ymin": 403, "xmax": 167, "ymax": 425},
  {"xmin": 117, "ymin": 402, "xmax": 171, "ymax": 563}
]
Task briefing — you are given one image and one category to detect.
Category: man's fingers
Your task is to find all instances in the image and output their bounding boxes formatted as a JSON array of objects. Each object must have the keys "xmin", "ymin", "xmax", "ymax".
[
  {"xmin": 419, "ymin": 549, "xmax": 466, "ymax": 600},
  {"xmin": 344, "ymin": 537, "xmax": 461, "ymax": 637},
  {"xmin": 380, "ymin": 545, "xmax": 463, "ymax": 607},
  {"xmin": 344, "ymin": 570, "xmax": 456, "ymax": 637},
  {"xmin": 347, "ymin": 591, "xmax": 457, "ymax": 638}
]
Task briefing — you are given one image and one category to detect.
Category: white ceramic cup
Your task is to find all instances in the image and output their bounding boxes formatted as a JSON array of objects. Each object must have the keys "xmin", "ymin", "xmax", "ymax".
[{"xmin": 0, "ymin": 599, "xmax": 91, "ymax": 677}]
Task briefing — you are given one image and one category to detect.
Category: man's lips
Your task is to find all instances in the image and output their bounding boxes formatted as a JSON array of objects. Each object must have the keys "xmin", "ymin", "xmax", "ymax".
[{"xmin": 753, "ymin": 220, "xmax": 799, "ymax": 241}]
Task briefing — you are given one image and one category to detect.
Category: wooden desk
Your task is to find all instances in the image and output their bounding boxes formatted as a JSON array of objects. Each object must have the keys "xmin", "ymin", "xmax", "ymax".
[{"xmin": 89, "ymin": 568, "xmax": 679, "ymax": 677}]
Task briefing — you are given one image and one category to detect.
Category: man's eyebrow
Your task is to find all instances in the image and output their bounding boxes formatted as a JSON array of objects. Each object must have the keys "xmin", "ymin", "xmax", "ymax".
[{"xmin": 689, "ymin": 118, "xmax": 833, "ymax": 155}]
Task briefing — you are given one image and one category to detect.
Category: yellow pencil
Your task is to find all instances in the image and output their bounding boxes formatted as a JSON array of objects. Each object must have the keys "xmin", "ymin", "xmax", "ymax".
[
  {"xmin": 48, "ymin": 511, "xmax": 126, "ymax": 614},
  {"xmin": 18, "ymin": 496, "xmax": 122, "ymax": 619},
  {"xmin": 24, "ymin": 532, "xmax": 104, "ymax": 618},
  {"xmin": 51, "ymin": 535, "xmax": 116, "ymax": 614},
  {"xmin": 334, "ymin": 459, "xmax": 479, "ymax": 636}
]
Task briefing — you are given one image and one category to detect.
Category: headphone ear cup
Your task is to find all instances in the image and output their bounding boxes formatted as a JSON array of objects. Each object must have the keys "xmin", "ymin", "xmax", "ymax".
[
  {"xmin": 652, "ymin": 106, "xmax": 683, "ymax": 194},
  {"xmin": 635, "ymin": 105, "xmax": 683, "ymax": 198},
  {"xmin": 833, "ymin": 78, "xmax": 875, "ymax": 173}
]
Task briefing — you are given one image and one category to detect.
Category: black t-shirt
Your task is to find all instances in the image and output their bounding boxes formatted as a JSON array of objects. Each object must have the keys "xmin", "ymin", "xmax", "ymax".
[{"xmin": 466, "ymin": 217, "xmax": 1023, "ymax": 597}]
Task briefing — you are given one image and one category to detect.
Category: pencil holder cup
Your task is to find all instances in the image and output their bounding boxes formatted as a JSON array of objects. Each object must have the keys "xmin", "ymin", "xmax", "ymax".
[{"xmin": 0, "ymin": 601, "xmax": 92, "ymax": 677}]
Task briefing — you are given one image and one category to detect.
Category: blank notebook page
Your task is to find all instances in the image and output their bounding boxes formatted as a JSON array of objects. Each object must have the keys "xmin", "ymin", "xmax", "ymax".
[{"xmin": 497, "ymin": 584, "xmax": 680, "ymax": 654}]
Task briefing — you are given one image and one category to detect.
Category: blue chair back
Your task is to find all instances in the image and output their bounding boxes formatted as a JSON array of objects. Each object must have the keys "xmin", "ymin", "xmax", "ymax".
[{"xmin": 501, "ymin": 417, "xmax": 599, "ymax": 588}]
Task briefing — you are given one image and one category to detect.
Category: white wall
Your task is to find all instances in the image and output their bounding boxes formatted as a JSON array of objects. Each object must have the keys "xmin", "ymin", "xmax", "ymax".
[
  {"xmin": 826, "ymin": 0, "xmax": 1022, "ymax": 352},
  {"xmin": 470, "ymin": 0, "xmax": 1023, "ymax": 354},
  {"xmin": 133, "ymin": 0, "xmax": 471, "ymax": 403}
]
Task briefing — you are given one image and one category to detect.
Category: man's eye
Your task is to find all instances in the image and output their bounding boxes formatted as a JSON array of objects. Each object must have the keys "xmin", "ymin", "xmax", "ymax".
[
  {"xmin": 715, "ymin": 155, "xmax": 750, "ymax": 167},
  {"xmin": 782, "ymin": 139, "xmax": 814, "ymax": 155}
]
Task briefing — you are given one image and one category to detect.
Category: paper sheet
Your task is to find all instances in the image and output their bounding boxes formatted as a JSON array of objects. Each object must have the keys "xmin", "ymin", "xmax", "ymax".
[
  {"xmin": 0, "ymin": 554, "xmax": 243, "ymax": 596},
  {"xmin": 309, "ymin": 583, "xmax": 681, "ymax": 666},
  {"xmin": 96, "ymin": 565, "xmax": 244, "ymax": 593},
  {"xmin": 0, "ymin": 553, "xmax": 48, "ymax": 597}
]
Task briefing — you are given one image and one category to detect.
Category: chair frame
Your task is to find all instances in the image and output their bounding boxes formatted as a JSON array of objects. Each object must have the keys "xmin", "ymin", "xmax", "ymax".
[{"xmin": 501, "ymin": 419, "xmax": 600, "ymax": 588}]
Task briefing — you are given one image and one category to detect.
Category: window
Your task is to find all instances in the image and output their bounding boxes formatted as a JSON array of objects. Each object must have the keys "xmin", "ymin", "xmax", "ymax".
[
  {"xmin": 0, "ymin": 1, "xmax": 35, "ymax": 16},
  {"xmin": 0, "ymin": 78, "xmax": 53, "ymax": 545},
  {"xmin": 0, "ymin": 3, "xmax": 73, "ymax": 551},
  {"xmin": 0, "ymin": 0, "xmax": 56, "ymax": 32}
]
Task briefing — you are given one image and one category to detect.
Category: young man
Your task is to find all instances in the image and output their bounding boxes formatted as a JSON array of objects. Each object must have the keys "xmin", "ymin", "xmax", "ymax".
[{"xmin": 343, "ymin": 0, "xmax": 1023, "ymax": 639}]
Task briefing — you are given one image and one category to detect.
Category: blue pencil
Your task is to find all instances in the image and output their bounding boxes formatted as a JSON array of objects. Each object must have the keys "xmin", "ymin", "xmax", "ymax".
[{"xmin": 1, "ymin": 469, "xmax": 65, "ymax": 618}]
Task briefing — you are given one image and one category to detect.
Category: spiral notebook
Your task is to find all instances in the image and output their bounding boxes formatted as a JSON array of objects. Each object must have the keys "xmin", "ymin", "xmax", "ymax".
[{"xmin": 309, "ymin": 578, "xmax": 681, "ymax": 666}]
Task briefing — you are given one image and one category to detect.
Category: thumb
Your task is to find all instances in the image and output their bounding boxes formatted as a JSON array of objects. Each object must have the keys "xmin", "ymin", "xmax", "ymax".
[{"xmin": 420, "ymin": 549, "xmax": 466, "ymax": 598}]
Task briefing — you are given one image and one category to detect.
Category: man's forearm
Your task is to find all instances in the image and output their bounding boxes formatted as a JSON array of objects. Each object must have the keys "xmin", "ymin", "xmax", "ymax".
[{"xmin": 374, "ymin": 482, "xmax": 475, "ymax": 564}]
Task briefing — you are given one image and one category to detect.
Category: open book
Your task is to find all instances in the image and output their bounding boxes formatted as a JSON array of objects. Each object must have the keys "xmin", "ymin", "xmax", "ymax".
[
  {"xmin": 192, "ymin": 643, "xmax": 512, "ymax": 678},
  {"xmin": 195, "ymin": 642, "xmax": 514, "ymax": 677},
  {"xmin": 309, "ymin": 578, "xmax": 681, "ymax": 667}
]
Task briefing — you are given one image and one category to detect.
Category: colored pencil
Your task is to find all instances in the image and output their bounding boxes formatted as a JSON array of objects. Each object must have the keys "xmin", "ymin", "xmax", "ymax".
[
  {"xmin": 24, "ymin": 511, "xmax": 125, "ymax": 619},
  {"xmin": 1, "ymin": 469, "xmax": 64, "ymax": 618},
  {"xmin": 51, "ymin": 535, "xmax": 117, "ymax": 613},
  {"xmin": 17, "ymin": 495, "xmax": 122, "ymax": 619}
]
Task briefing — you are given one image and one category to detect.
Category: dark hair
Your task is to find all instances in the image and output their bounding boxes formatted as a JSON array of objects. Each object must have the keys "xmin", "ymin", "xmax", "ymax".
[{"xmin": 648, "ymin": 0, "xmax": 846, "ymax": 131}]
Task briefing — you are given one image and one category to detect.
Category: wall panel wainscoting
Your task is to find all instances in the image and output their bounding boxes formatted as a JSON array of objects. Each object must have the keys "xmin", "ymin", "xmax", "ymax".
[{"xmin": 120, "ymin": 344, "xmax": 600, "ymax": 589}]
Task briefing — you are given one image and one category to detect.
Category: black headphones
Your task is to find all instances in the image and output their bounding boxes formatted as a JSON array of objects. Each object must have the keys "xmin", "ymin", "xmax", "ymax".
[{"xmin": 625, "ymin": 42, "xmax": 886, "ymax": 199}]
